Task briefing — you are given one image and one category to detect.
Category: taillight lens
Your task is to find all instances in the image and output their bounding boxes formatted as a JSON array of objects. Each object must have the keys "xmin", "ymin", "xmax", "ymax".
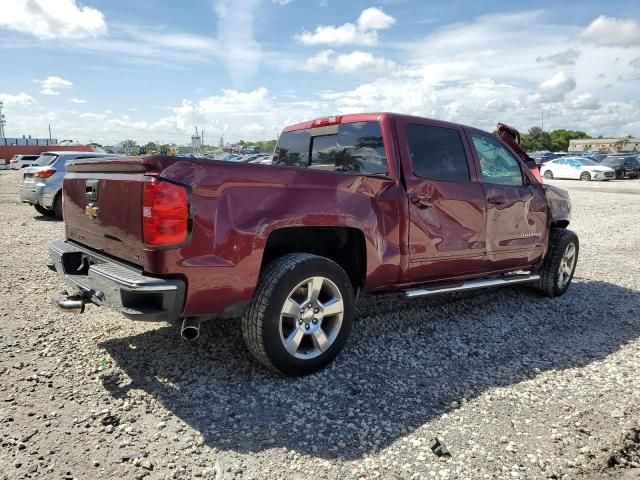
[
  {"xmin": 143, "ymin": 178, "xmax": 189, "ymax": 247},
  {"xmin": 34, "ymin": 169, "xmax": 56, "ymax": 178}
]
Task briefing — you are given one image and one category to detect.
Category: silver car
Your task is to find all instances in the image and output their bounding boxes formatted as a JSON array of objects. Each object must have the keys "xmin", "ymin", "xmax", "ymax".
[{"xmin": 19, "ymin": 151, "xmax": 115, "ymax": 218}]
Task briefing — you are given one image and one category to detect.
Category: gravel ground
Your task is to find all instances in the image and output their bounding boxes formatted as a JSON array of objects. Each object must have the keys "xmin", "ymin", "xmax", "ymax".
[{"xmin": 0, "ymin": 169, "xmax": 639, "ymax": 480}]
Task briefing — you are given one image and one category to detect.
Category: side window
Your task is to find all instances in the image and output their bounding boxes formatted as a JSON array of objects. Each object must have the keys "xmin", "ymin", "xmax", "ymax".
[
  {"xmin": 406, "ymin": 123, "xmax": 470, "ymax": 182},
  {"xmin": 471, "ymin": 134, "xmax": 524, "ymax": 187},
  {"xmin": 309, "ymin": 121, "xmax": 388, "ymax": 174},
  {"xmin": 273, "ymin": 129, "xmax": 310, "ymax": 167},
  {"xmin": 569, "ymin": 160, "xmax": 581, "ymax": 169}
]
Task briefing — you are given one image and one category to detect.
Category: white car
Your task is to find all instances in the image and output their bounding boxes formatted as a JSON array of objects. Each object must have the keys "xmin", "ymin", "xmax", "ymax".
[
  {"xmin": 9, "ymin": 154, "xmax": 42, "ymax": 169},
  {"xmin": 540, "ymin": 157, "xmax": 615, "ymax": 181}
]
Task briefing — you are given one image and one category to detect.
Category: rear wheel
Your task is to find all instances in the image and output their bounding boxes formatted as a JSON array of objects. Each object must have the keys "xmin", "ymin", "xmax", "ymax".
[
  {"xmin": 52, "ymin": 193, "xmax": 63, "ymax": 219},
  {"xmin": 34, "ymin": 204, "xmax": 54, "ymax": 216},
  {"xmin": 543, "ymin": 170, "xmax": 554, "ymax": 180},
  {"xmin": 580, "ymin": 171, "xmax": 591, "ymax": 181},
  {"xmin": 242, "ymin": 253, "xmax": 354, "ymax": 376},
  {"xmin": 535, "ymin": 229, "xmax": 579, "ymax": 297}
]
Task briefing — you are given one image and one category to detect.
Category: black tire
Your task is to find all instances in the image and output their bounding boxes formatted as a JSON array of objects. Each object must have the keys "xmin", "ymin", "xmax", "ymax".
[
  {"xmin": 615, "ymin": 170, "xmax": 624, "ymax": 180},
  {"xmin": 535, "ymin": 229, "xmax": 579, "ymax": 297},
  {"xmin": 241, "ymin": 253, "xmax": 355, "ymax": 376},
  {"xmin": 34, "ymin": 204, "xmax": 54, "ymax": 216},
  {"xmin": 543, "ymin": 170, "xmax": 554, "ymax": 180},
  {"xmin": 52, "ymin": 193, "xmax": 63, "ymax": 219},
  {"xmin": 580, "ymin": 171, "xmax": 591, "ymax": 181}
]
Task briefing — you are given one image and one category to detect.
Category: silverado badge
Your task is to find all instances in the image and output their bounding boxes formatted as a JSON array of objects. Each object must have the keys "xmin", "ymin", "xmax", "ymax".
[{"xmin": 85, "ymin": 203, "xmax": 99, "ymax": 219}]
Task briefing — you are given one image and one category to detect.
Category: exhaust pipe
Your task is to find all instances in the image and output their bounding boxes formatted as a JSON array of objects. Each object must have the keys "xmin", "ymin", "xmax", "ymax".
[
  {"xmin": 181, "ymin": 317, "xmax": 201, "ymax": 341},
  {"xmin": 53, "ymin": 292, "xmax": 86, "ymax": 313}
]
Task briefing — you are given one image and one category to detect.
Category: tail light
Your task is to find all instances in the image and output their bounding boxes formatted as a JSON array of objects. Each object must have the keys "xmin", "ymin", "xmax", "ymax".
[
  {"xmin": 34, "ymin": 169, "xmax": 56, "ymax": 178},
  {"xmin": 143, "ymin": 178, "xmax": 189, "ymax": 247}
]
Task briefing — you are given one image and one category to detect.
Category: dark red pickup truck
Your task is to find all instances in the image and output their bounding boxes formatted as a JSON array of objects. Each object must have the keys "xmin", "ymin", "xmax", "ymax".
[{"xmin": 49, "ymin": 113, "xmax": 578, "ymax": 376}]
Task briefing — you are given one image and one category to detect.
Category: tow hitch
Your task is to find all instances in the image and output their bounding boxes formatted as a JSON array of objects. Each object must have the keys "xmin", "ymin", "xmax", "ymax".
[{"xmin": 53, "ymin": 290, "xmax": 93, "ymax": 313}]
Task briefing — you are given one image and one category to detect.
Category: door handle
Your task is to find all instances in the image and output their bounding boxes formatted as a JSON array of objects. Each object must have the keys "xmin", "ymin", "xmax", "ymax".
[
  {"xmin": 487, "ymin": 196, "xmax": 508, "ymax": 206},
  {"xmin": 410, "ymin": 194, "xmax": 433, "ymax": 208}
]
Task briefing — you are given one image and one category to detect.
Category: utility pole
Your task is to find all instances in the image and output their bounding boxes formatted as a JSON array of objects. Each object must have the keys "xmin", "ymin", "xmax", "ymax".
[
  {"xmin": 48, "ymin": 124, "xmax": 52, "ymax": 142},
  {"xmin": 541, "ymin": 110, "xmax": 544, "ymax": 131},
  {"xmin": 0, "ymin": 101, "xmax": 6, "ymax": 138}
]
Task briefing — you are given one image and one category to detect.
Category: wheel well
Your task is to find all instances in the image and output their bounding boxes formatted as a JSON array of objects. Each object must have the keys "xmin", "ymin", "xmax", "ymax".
[
  {"xmin": 551, "ymin": 220, "xmax": 569, "ymax": 229},
  {"xmin": 261, "ymin": 227, "xmax": 366, "ymax": 289}
]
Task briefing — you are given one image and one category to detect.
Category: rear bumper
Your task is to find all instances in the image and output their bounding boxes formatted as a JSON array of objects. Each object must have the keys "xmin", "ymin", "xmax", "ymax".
[
  {"xmin": 19, "ymin": 183, "xmax": 58, "ymax": 208},
  {"xmin": 48, "ymin": 240, "xmax": 185, "ymax": 322}
]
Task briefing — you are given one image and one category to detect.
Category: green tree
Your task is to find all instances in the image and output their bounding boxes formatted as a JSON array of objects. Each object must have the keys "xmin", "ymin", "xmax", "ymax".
[
  {"xmin": 144, "ymin": 142, "xmax": 159, "ymax": 153},
  {"xmin": 520, "ymin": 127, "xmax": 553, "ymax": 152},
  {"xmin": 549, "ymin": 129, "xmax": 591, "ymax": 152}
]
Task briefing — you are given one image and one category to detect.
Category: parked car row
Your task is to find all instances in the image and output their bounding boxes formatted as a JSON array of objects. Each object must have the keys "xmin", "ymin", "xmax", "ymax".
[
  {"xmin": 220, "ymin": 153, "xmax": 273, "ymax": 164},
  {"xmin": 9, "ymin": 154, "xmax": 42, "ymax": 169},
  {"xmin": 530, "ymin": 151, "xmax": 640, "ymax": 181},
  {"xmin": 18, "ymin": 151, "xmax": 115, "ymax": 218}
]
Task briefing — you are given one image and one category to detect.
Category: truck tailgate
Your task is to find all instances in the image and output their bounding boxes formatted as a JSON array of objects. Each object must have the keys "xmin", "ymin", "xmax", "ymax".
[{"xmin": 62, "ymin": 157, "xmax": 178, "ymax": 266}]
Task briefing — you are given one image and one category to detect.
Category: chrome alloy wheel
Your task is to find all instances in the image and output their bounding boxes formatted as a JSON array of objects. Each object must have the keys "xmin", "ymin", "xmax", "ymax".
[
  {"xmin": 558, "ymin": 242, "xmax": 577, "ymax": 289},
  {"xmin": 279, "ymin": 276, "xmax": 344, "ymax": 359}
]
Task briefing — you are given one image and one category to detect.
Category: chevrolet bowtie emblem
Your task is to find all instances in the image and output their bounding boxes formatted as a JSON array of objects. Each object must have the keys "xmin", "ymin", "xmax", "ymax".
[{"xmin": 85, "ymin": 204, "xmax": 99, "ymax": 219}]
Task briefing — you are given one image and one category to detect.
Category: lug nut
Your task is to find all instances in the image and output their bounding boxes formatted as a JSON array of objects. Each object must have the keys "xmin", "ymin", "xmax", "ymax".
[
  {"xmin": 307, "ymin": 303, "xmax": 312, "ymax": 308},
  {"xmin": 304, "ymin": 324, "xmax": 310, "ymax": 330},
  {"xmin": 313, "ymin": 308, "xmax": 319, "ymax": 314},
  {"xmin": 312, "ymin": 318, "xmax": 318, "ymax": 324},
  {"xmin": 298, "ymin": 319, "xmax": 303, "ymax": 325}
]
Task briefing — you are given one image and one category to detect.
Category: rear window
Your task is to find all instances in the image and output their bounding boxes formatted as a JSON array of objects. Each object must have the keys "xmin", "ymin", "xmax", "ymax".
[
  {"xmin": 274, "ymin": 121, "xmax": 388, "ymax": 175},
  {"xmin": 406, "ymin": 123, "xmax": 470, "ymax": 182},
  {"xmin": 274, "ymin": 129, "xmax": 310, "ymax": 167},
  {"xmin": 34, "ymin": 154, "xmax": 58, "ymax": 166}
]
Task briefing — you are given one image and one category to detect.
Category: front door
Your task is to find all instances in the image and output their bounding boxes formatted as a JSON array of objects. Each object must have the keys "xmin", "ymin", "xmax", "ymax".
[
  {"xmin": 467, "ymin": 132, "xmax": 547, "ymax": 270},
  {"xmin": 397, "ymin": 119, "xmax": 488, "ymax": 282}
]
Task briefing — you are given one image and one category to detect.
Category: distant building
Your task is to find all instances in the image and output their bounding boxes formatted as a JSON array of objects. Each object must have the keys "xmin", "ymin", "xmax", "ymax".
[
  {"xmin": 569, "ymin": 138, "xmax": 640, "ymax": 153},
  {"xmin": 191, "ymin": 131, "xmax": 201, "ymax": 151},
  {"xmin": 1, "ymin": 137, "xmax": 57, "ymax": 146}
]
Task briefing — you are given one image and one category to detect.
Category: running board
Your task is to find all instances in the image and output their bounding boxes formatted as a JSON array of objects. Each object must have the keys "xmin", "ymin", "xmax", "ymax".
[{"xmin": 403, "ymin": 273, "xmax": 540, "ymax": 298}]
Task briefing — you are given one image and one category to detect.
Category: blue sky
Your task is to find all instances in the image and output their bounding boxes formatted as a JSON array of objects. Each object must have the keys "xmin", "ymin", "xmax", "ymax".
[{"xmin": 1, "ymin": 0, "xmax": 639, "ymax": 144}]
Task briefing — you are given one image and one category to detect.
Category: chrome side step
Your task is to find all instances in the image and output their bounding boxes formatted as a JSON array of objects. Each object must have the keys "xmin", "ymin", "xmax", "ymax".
[{"xmin": 403, "ymin": 273, "xmax": 540, "ymax": 298}]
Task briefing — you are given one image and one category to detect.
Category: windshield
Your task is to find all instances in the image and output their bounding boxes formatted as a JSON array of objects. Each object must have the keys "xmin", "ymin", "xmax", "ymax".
[{"xmin": 34, "ymin": 154, "xmax": 59, "ymax": 166}]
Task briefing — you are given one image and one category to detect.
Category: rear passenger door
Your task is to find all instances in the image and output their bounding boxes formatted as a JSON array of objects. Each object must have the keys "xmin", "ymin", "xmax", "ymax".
[
  {"xmin": 396, "ymin": 119, "xmax": 488, "ymax": 282},
  {"xmin": 467, "ymin": 132, "xmax": 547, "ymax": 270}
]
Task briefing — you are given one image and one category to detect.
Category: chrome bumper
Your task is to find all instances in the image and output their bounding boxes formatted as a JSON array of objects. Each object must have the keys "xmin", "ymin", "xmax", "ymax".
[{"xmin": 48, "ymin": 240, "xmax": 185, "ymax": 322}]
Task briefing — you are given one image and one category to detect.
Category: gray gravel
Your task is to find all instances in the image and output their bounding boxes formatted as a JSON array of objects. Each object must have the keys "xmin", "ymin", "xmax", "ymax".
[{"xmin": 0, "ymin": 169, "xmax": 639, "ymax": 479}]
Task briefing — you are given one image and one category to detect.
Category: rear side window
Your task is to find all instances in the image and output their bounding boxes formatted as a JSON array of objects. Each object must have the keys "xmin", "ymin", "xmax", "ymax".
[
  {"xmin": 406, "ymin": 124, "xmax": 470, "ymax": 182},
  {"xmin": 310, "ymin": 122, "xmax": 387, "ymax": 174},
  {"xmin": 273, "ymin": 129, "xmax": 310, "ymax": 167}
]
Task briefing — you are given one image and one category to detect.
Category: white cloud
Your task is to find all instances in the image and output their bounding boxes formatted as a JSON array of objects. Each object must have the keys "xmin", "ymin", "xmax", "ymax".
[
  {"xmin": 0, "ymin": 0, "xmax": 107, "ymax": 40},
  {"xmin": 296, "ymin": 7, "xmax": 396, "ymax": 46},
  {"xmin": 528, "ymin": 71, "xmax": 576, "ymax": 104},
  {"xmin": 631, "ymin": 57, "xmax": 640, "ymax": 69},
  {"xmin": 0, "ymin": 92, "xmax": 36, "ymax": 106},
  {"xmin": 304, "ymin": 50, "xmax": 396, "ymax": 73},
  {"xmin": 569, "ymin": 93, "xmax": 600, "ymax": 110},
  {"xmin": 536, "ymin": 48, "xmax": 581, "ymax": 66},
  {"xmin": 35, "ymin": 76, "xmax": 73, "ymax": 95},
  {"xmin": 272, "ymin": 0, "xmax": 292, "ymax": 4},
  {"xmin": 214, "ymin": 0, "xmax": 262, "ymax": 86},
  {"xmin": 69, "ymin": 97, "xmax": 86, "ymax": 104},
  {"xmin": 582, "ymin": 16, "xmax": 640, "ymax": 47}
]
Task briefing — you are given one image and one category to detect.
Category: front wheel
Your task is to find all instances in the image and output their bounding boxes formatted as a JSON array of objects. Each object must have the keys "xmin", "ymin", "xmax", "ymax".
[
  {"xmin": 580, "ymin": 171, "xmax": 591, "ymax": 181},
  {"xmin": 535, "ymin": 229, "xmax": 579, "ymax": 297},
  {"xmin": 242, "ymin": 253, "xmax": 355, "ymax": 376}
]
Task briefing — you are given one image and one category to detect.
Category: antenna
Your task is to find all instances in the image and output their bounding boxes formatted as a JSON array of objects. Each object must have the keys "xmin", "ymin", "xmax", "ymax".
[{"xmin": 0, "ymin": 101, "xmax": 6, "ymax": 138}]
